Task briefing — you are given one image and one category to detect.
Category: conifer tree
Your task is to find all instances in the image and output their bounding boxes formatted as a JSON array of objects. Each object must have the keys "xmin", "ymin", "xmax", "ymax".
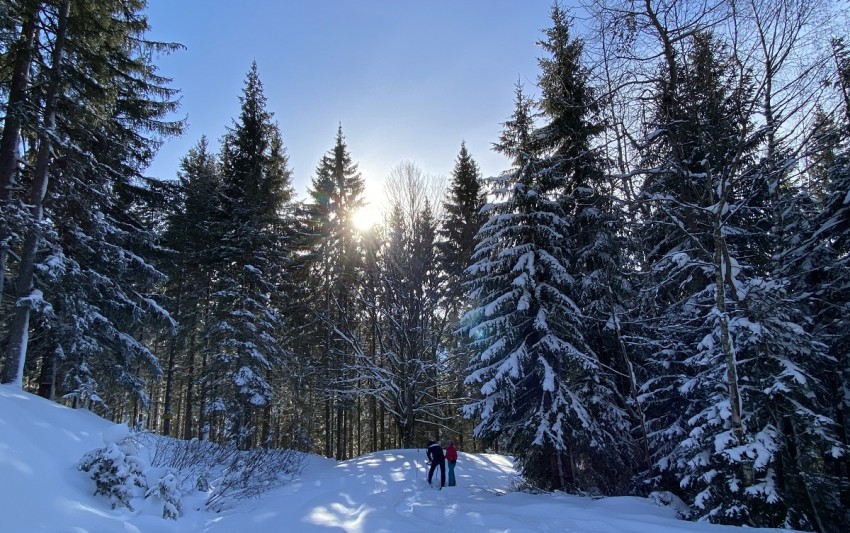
[
  {"xmin": 537, "ymin": 4, "xmax": 635, "ymax": 490},
  {"xmin": 160, "ymin": 136, "xmax": 222, "ymax": 437},
  {"xmin": 1, "ymin": 0, "xmax": 183, "ymax": 405},
  {"xmin": 636, "ymin": 31, "xmax": 841, "ymax": 527},
  {"xmin": 303, "ymin": 125, "xmax": 365, "ymax": 458},
  {"xmin": 0, "ymin": 0, "xmax": 39, "ymax": 314},
  {"xmin": 202, "ymin": 62, "xmax": 294, "ymax": 449},
  {"xmin": 437, "ymin": 142, "xmax": 486, "ymax": 303},
  {"xmin": 464, "ymin": 9, "xmax": 629, "ymax": 487},
  {"xmin": 776, "ymin": 39, "xmax": 850, "ymax": 528},
  {"xmin": 436, "ymin": 142, "xmax": 487, "ymax": 442}
]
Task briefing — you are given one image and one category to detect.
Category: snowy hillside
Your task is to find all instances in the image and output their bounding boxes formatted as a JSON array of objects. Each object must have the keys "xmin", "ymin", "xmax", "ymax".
[{"xmin": 0, "ymin": 385, "xmax": 799, "ymax": 532}]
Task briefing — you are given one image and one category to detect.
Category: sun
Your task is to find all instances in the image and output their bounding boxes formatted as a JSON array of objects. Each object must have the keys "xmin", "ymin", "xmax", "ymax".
[{"xmin": 351, "ymin": 202, "xmax": 382, "ymax": 231}]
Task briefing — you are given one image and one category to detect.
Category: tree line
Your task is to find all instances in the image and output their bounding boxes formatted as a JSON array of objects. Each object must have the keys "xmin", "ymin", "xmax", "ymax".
[{"xmin": 2, "ymin": 1, "xmax": 849, "ymax": 530}]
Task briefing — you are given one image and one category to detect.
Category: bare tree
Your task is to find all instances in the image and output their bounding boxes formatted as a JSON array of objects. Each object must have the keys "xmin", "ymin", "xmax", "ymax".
[
  {"xmin": 383, "ymin": 161, "xmax": 446, "ymax": 228},
  {"xmin": 327, "ymin": 162, "xmax": 453, "ymax": 448}
]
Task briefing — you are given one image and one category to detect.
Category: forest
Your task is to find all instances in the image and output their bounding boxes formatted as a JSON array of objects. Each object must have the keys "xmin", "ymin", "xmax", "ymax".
[{"xmin": 1, "ymin": 0, "xmax": 849, "ymax": 530}]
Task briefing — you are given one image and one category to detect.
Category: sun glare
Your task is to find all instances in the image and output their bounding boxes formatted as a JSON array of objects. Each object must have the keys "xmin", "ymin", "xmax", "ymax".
[{"xmin": 351, "ymin": 203, "xmax": 381, "ymax": 231}]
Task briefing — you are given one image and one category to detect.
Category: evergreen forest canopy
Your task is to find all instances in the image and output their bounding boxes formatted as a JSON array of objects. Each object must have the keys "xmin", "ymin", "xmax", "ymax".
[{"xmin": 1, "ymin": 1, "xmax": 850, "ymax": 530}]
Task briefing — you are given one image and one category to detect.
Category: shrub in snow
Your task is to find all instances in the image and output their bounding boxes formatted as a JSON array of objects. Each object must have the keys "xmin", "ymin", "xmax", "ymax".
[
  {"xmin": 78, "ymin": 425, "xmax": 146, "ymax": 510},
  {"xmin": 136, "ymin": 433, "xmax": 306, "ymax": 513},
  {"xmin": 205, "ymin": 447, "xmax": 306, "ymax": 512},
  {"xmin": 145, "ymin": 473, "xmax": 182, "ymax": 520},
  {"xmin": 196, "ymin": 471, "xmax": 211, "ymax": 492},
  {"xmin": 140, "ymin": 434, "xmax": 235, "ymax": 495},
  {"xmin": 649, "ymin": 491, "xmax": 692, "ymax": 519}
]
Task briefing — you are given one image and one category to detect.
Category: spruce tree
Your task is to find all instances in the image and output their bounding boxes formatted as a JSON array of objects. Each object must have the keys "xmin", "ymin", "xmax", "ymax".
[
  {"xmin": 436, "ymin": 142, "xmax": 487, "ymax": 443},
  {"xmin": 303, "ymin": 125, "xmax": 365, "ymax": 457},
  {"xmin": 535, "ymin": 4, "xmax": 635, "ymax": 489},
  {"xmin": 636, "ymin": 31, "xmax": 840, "ymax": 527},
  {"xmin": 202, "ymin": 62, "xmax": 294, "ymax": 449},
  {"xmin": 0, "ymin": 0, "xmax": 38, "ymax": 314},
  {"xmin": 1, "ymin": 0, "xmax": 183, "ymax": 407},
  {"xmin": 464, "ymin": 10, "xmax": 629, "ymax": 486},
  {"xmin": 160, "ymin": 136, "xmax": 222, "ymax": 437},
  {"xmin": 437, "ymin": 141, "xmax": 486, "ymax": 304},
  {"xmin": 775, "ymin": 40, "xmax": 850, "ymax": 529}
]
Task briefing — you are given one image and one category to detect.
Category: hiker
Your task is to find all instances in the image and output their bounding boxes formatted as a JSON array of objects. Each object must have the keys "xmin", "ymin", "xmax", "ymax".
[
  {"xmin": 445, "ymin": 440, "xmax": 458, "ymax": 486},
  {"xmin": 426, "ymin": 439, "xmax": 446, "ymax": 488}
]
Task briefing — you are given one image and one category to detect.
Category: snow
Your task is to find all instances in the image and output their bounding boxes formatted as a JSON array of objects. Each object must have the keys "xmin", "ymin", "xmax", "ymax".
[
  {"xmin": 0, "ymin": 385, "xmax": 800, "ymax": 532},
  {"xmin": 104, "ymin": 422, "xmax": 131, "ymax": 445}
]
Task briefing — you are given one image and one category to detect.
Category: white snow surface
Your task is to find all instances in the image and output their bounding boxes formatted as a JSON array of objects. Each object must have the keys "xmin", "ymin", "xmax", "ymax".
[{"xmin": 0, "ymin": 384, "xmax": 799, "ymax": 533}]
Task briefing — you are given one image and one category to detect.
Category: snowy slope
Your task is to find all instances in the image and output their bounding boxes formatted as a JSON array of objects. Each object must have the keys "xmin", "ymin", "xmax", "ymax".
[{"xmin": 0, "ymin": 385, "xmax": 799, "ymax": 533}]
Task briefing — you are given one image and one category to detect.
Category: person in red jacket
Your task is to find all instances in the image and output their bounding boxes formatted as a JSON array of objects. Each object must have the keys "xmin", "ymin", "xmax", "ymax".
[{"xmin": 445, "ymin": 441, "xmax": 458, "ymax": 486}]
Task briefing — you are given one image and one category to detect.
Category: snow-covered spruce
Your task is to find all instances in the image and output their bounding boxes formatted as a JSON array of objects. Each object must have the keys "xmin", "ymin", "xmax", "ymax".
[
  {"xmin": 78, "ymin": 424, "xmax": 146, "ymax": 511},
  {"xmin": 145, "ymin": 473, "xmax": 182, "ymax": 520}
]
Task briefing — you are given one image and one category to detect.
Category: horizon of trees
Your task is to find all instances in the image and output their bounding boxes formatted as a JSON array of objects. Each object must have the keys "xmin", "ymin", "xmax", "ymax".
[{"xmin": 2, "ymin": 1, "xmax": 850, "ymax": 531}]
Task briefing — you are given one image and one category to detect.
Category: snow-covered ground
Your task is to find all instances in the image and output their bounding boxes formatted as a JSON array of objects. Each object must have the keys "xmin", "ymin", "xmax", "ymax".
[{"xmin": 0, "ymin": 384, "xmax": 798, "ymax": 533}]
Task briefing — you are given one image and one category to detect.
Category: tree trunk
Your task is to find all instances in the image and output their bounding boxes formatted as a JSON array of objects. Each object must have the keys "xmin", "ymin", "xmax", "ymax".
[
  {"xmin": 370, "ymin": 320, "xmax": 378, "ymax": 452},
  {"xmin": 714, "ymin": 211, "xmax": 751, "ymax": 486},
  {"xmin": 197, "ymin": 275, "xmax": 211, "ymax": 440},
  {"xmin": 36, "ymin": 346, "xmax": 57, "ymax": 400},
  {"xmin": 261, "ymin": 368, "xmax": 273, "ymax": 447},
  {"xmin": 163, "ymin": 273, "xmax": 182, "ymax": 436},
  {"xmin": 370, "ymin": 394, "xmax": 377, "ymax": 452},
  {"xmin": 2, "ymin": 0, "xmax": 71, "ymax": 386},
  {"xmin": 325, "ymin": 396, "xmax": 333, "ymax": 456},
  {"xmin": 198, "ymin": 349, "xmax": 208, "ymax": 440},
  {"xmin": 184, "ymin": 330, "xmax": 196, "ymax": 440},
  {"xmin": 0, "ymin": 3, "xmax": 39, "ymax": 316},
  {"xmin": 335, "ymin": 406, "xmax": 341, "ymax": 458},
  {"xmin": 380, "ymin": 404, "xmax": 386, "ymax": 450}
]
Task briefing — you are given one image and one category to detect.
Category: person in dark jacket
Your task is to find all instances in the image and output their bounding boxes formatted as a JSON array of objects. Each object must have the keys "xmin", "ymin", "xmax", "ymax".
[
  {"xmin": 445, "ymin": 441, "xmax": 458, "ymax": 486},
  {"xmin": 426, "ymin": 439, "xmax": 446, "ymax": 488}
]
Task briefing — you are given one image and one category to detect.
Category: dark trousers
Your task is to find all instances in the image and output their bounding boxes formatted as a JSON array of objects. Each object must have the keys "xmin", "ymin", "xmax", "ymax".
[
  {"xmin": 428, "ymin": 458, "xmax": 446, "ymax": 487},
  {"xmin": 448, "ymin": 460, "xmax": 456, "ymax": 486}
]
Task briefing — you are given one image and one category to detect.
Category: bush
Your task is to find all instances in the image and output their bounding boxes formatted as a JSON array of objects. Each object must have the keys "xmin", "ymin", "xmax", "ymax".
[
  {"xmin": 137, "ymin": 433, "xmax": 306, "ymax": 513},
  {"xmin": 78, "ymin": 429, "xmax": 146, "ymax": 510},
  {"xmin": 80, "ymin": 429, "xmax": 307, "ymax": 518},
  {"xmin": 141, "ymin": 434, "xmax": 235, "ymax": 495},
  {"xmin": 145, "ymin": 473, "xmax": 182, "ymax": 520},
  {"xmin": 205, "ymin": 447, "xmax": 306, "ymax": 512}
]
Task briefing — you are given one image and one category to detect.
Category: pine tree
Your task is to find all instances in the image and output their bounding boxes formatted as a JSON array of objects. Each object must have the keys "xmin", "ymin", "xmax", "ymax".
[
  {"xmin": 202, "ymin": 62, "xmax": 294, "ymax": 449},
  {"xmin": 464, "ymin": 11, "xmax": 629, "ymax": 487},
  {"xmin": 437, "ymin": 141, "xmax": 486, "ymax": 303},
  {"xmin": 1, "ymin": 0, "xmax": 183, "ymax": 406},
  {"xmin": 302, "ymin": 125, "xmax": 365, "ymax": 458},
  {"xmin": 635, "ymin": 31, "xmax": 841, "ymax": 527}
]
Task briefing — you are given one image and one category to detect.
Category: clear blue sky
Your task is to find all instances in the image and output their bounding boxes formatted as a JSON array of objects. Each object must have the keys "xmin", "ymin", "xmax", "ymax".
[{"xmin": 145, "ymin": 1, "xmax": 571, "ymax": 203}]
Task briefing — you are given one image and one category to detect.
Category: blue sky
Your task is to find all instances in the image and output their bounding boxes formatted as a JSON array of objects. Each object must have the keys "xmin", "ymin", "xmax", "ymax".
[{"xmin": 145, "ymin": 1, "xmax": 564, "ymax": 204}]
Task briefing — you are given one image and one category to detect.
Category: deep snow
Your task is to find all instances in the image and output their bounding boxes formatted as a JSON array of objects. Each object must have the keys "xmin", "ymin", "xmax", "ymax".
[{"xmin": 0, "ymin": 384, "xmax": 799, "ymax": 532}]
